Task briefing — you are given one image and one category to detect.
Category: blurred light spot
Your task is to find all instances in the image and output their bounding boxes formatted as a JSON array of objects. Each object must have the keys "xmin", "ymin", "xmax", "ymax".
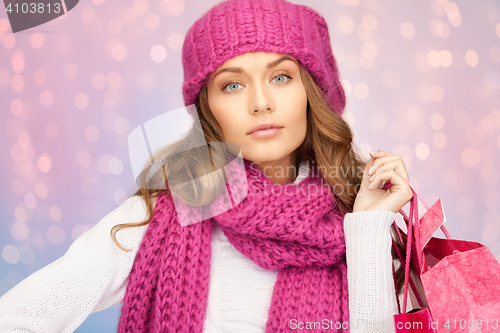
[
  {"xmin": 75, "ymin": 93, "xmax": 89, "ymax": 110},
  {"xmin": 497, "ymin": 23, "xmax": 500, "ymax": 38},
  {"xmin": 105, "ymin": 89, "xmax": 120, "ymax": 106},
  {"xmin": 388, "ymin": 121, "xmax": 409, "ymax": 140},
  {"xmin": 18, "ymin": 245, "xmax": 35, "ymax": 264},
  {"xmin": 47, "ymin": 225, "xmax": 65, "ymax": 244},
  {"xmin": 33, "ymin": 69, "xmax": 46, "ymax": 86},
  {"xmin": 438, "ymin": 50, "xmax": 452, "ymax": 67},
  {"xmin": 71, "ymin": 224, "xmax": 94, "ymax": 241},
  {"xmin": 145, "ymin": 13, "xmax": 160, "ymax": 30},
  {"xmin": 108, "ymin": 18, "xmax": 123, "ymax": 35},
  {"xmin": 490, "ymin": 46, "xmax": 500, "ymax": 63},
  {"xmin": 341, "ymin": 79, "xmax": 352, "ymax": 96},
  {"xmin": 35, "ymin": 182, "xmax": 48, "ymax": 199},
  {"xmin": 480, "ymin": 165, "xmax": 498, "ymax": 185},
  {"xmin": 151, "ymin": 45, "xmax": 167, "ymax": 63},
  {"xmin": 11, "ymin": 74, "xmax": 25, "ymax": 92},
  {"xmin": 3, "ymin": 33, "xmax": 16, "ymax": 49},
  {"xmin": 485, "ymin": 190, "xmax": 500, "ymax": 210},
  {"xmin": 109, "ymin": 157, "xmax": 124, "ymax": 175},
  {"xmin": 82, "ymin": 177, "xmax": 102, "ymax": 197},
  {"xmin": 114, "ymin": 117, "xmax": 130, "ymax": 135},
  {"xmin": 433, "ymin": 132, "xmax": 447, "ymax": 149},
  {"xmin": 456, "ymin": 197, "xmax": 474, "ymax": 217},
  {"xmin": 24, "ymin": 193, "xmax": 37, "ymax": 209},
  {"xmin": 400, "ymin": 22, "xmax": 415, "ymax": 39},
  {"xmin": 114, "ymin": 189, "xmax": 128, "ymax": 204},
  {"xmin": 415, "ymin": 142, "xmax": 430, "ymax": 160},
  {"xmin": 381, "ymin": 70, "xmax": 401, "ymax": 88},
  {"xmin": 81, "ymin": 198, "xmax": 101, "ymax": 218},
  {"xmin": 92, "ymin": 73, "xmax": 107, "ymax": 90},
  {"xmin": 112, "ymin": 44, "xmax": 128, "ymax": 61},
  {"xmin": 445, "ymin": 3, "xmax": 461, "ymax": 27},
  {"xmin": 133, "ymin": 0, "xmax": 149, "ymax": 14},
  {"xmin": 14, "ymin": 206, "xmax": 27, "ymax": 223},
  {"xmin": 430, "ymin": 113, "xmax": 445, "ymax": 130},
  {"xmin": 362, "ymin": 41, "xmax": 378, "ymax": 58},
  {"xmin": 121, "ymin": 8, "xmax": 136, "ymax": 25},
  {"xmin": 11, "ymin": 179, "xmax": 24, "ymax": 196},
  {"xmin": 92, "ymin": 0, "xmax": 105, "ymax": 5},
  {"xmin": 361, "ymin": 14, "xmax": 377, "ymax": 31},
  {"xmin": 64, "ymin": 63, "xmax": 79, "ymax": 80},
  {"xmin": 2, "ymin": 245, "xmax": 19, "ymax": 264},
  {"xmin": 107, "ymin": 72, "xmax": 122, "ymax": 89},
  {"xmin": 370, "ymin": 112, "xmax": 387, "ymax": 131},
  {"xmin": 338, "ymin": 17, "xmax": 355, "ymax": 34},
  {"xmin": 30, "ymin": 32, "xmax": 45, "ymax": 49},
  {"xmin": 37, "ymin": 153, "xmax": 53, "ymax": 173},
  {"xmin": 11, "ymin": 99, "xmax": 23, "ymax": 116},
  {"xmin": 465, "ymin": 127, "xmax": 484, "ymax": 146},
  {"xmin": 482, "ymin": 223, "xmax": 499, "ymax": 243},
  {"xmin": 353, "ymin": 82, "xmax": 369, "ymax": 99},
  {"xmin": 97, "ymin": 154, "xmax": 115, "ymax": 174},
  {"xmin": 453, "ymin": 109, "xmax": 471, "ymax": 128},
  {"xmin": 40, "ymin": 89, "xmax": 53, "ymax": 107},
  {"xmin": 81, "ymin": 6, "xmax": 96, "ymax": 23},
  {"xmin": 429, "ymin": 19, "xmax": 450, "ymax": 39},
  {"xmin": 484, "ymin": 71, "xmax": 500, "ymax": 89},
  {"xmin": 11, "ymin": 142, "xmax": 29, "ymax": 162},
  {"xmin": 427, "ymin": 50, "xmax": 440, "ymax": 68},
  {"xmin": 85, "ymin": 126, "xmax": 99, "ymax": 143},
  {"xmin": 356, "ymin": 25, "xmax": 372, "ymax": 41},
  {"xmin": 430, "ymin": 85, "xmax": 444, "ymax": 102},
  {"xmin": 18, "ymin": 160, "xmax": 35, "ymax": 177},
  {"xmin": 480, "ymin": 114, "xmax": 495, "ymax": 134},
  {"xmin": 461, "ymin": 147, "xmax": 480, "ymax": 167},
  {"xmin": 49, "ymin": 205, "xmax": 62, "ymax": 222},
  {"xmin": 431, "ymin": 1, "xmax": 446, "ymax": 16},
  {"xmin": 11, "ymin": 222, "xmax": 29, "ymax": 241},
  {"xmin": 46, "ymin": 122, "xmax": 59, "ymax": 139},
  {"xmin": 465, "ymin": 50, "xmax": 478, "ymax": 67},
  {"xmin": 358, "ymin": 53, "xmax": 374, "ymax": 69},
  {"xmin": 76, "ymin": 150, "xmax": 92, "ymax": 166},
  {"xmin": 12, "ymin": 55, "xmax": 25, "ymax": 74},
  {"xmin": 167, "ymin": 32, "xmax": 184, "ymax": 50},
  {"xmin": 169, "ymin": 0, "xmax": 185, "ymax": 15}
]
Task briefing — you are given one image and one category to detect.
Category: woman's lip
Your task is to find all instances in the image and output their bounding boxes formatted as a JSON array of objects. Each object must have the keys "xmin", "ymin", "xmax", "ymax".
[{"xmin": 248, "ymin": 127, "xmax": 283, "ymax": 138}]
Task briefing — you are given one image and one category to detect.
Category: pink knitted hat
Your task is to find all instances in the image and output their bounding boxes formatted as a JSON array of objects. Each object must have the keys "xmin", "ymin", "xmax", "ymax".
[{"xmin": 181, "ymin": 0, "xmax": 346, "ymax": 116}]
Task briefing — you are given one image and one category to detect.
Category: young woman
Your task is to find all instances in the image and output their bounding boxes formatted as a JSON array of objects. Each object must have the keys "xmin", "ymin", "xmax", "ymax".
[{"xmin": 0, "ymin": 0, "xmax": 413, "ymax": 331}]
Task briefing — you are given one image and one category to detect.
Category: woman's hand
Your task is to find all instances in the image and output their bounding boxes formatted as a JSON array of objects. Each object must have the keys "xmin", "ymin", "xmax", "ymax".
[{"xmin": 352, "ymin": 150, "xmax": 413, "ymax": 213}]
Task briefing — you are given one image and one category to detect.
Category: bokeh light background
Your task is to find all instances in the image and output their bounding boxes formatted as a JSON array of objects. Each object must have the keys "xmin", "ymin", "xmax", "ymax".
[{"xmin": 1, "ymin": 0, "xmax": 500, "ymax": 331}]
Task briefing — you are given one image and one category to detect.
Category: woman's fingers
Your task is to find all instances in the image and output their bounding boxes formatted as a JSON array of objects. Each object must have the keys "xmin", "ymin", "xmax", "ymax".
[{"xmin": 368, "ymin": 152, "xmax": 409, "ymax": 181}]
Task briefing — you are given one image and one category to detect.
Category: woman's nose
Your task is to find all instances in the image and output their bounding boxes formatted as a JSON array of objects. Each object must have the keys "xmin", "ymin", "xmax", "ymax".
[{"xmin": 249, "ymin": 83, "xmax": 275, "ymax": 114}]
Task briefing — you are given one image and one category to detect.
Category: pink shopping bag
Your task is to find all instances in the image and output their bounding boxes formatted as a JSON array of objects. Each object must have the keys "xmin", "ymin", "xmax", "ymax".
[{"xmin": 390, "ymin": 179, "xmax": 500, "ymax": 333}]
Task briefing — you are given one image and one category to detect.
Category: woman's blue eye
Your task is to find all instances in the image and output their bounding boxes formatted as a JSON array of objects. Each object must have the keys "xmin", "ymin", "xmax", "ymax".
[
  {"xmin": 272, "ymin": 74, "xmax": 290, "ymax": 84},
  {"xmin": 225, "ymin": 82, "xmax": 242, "ymax": 92}
]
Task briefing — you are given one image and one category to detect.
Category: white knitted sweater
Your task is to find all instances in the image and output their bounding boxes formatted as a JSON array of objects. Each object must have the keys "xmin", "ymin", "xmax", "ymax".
[{"xmin": 0, "ymin": 162, "xmax": 400, "ymax": 332}]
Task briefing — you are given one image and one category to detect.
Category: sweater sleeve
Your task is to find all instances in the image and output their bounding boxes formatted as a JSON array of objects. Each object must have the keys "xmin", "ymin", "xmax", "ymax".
[
  {"xmin": 343, "ymin": 210, "xmax": 399, "ymax": 333},
  {"xmin": 0, "ymin": 195, "xmax": 154, "ymax": 333}
]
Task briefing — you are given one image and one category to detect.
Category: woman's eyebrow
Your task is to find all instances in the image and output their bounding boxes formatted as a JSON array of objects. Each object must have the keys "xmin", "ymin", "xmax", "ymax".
[{"xmin": 211, "ymin": 56, "xmax": 297, "ymax": 80}]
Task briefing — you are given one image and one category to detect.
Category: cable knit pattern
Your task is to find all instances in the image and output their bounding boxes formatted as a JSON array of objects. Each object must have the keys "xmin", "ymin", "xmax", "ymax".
[
  {"xmin": 118, "ymin": 159, "xmax": 349, "ymax": 332},
  {"xmin": 181, "ymin": 0, "xmax": 346, "ymax": 116}
]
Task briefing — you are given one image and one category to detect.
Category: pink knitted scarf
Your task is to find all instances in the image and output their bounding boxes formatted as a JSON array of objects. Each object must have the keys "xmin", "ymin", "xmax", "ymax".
[{"xmin": 118, "ymin": 159, "xmax": 350, "ymax": 332}]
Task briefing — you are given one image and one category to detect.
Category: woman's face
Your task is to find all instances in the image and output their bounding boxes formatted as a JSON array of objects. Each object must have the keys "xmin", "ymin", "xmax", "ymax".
[{"xmin": 206, "ymin": 52, "xmax": 308, "ymax": 174}]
